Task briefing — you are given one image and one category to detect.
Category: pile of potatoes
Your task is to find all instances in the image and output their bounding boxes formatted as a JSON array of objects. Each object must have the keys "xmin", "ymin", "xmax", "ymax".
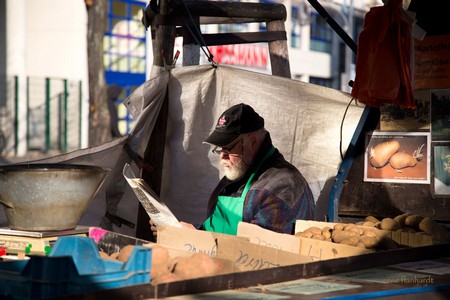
[
  {"xmin": 100, "ymin": 244, "xmax": 230, "ymax": 285},
  {"xmin": 295, "ymin": 223, "xmax": 398, "ymax": 250},
  {"xmin": 355, "ymin": 214, "xmax": 450, "ymax": 243}
]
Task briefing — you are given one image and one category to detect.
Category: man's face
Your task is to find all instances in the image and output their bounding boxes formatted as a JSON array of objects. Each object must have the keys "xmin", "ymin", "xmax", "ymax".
[{"xmin": 218, "ymin": 138, "xmax": 248, "ymax": 181}]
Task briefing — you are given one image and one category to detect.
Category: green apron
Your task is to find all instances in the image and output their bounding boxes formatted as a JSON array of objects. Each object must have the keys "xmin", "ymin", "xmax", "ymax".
[{"xmin": 203, "ymin": 146, "xmax": 275, "ymax": 235}]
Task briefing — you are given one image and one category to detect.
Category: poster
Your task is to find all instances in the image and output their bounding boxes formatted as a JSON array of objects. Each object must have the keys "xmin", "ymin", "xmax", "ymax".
[
  {"xmin": 380, "ymin": 89, "xmax": 430, "ymax": 131},
  {"xmin": 414, "ymin": 35, "xmax": 450, "ymax": 90},
  {"xmin": 364, "ymin": 131, "xmax": 430, "ymax": 184},
  {"xmin": 430, "ymin": 89, "xmax": 450, "ymax": 141},
  {"xmin": 432, "ymin": 142, "xmax": 450, "ymax": 196}
]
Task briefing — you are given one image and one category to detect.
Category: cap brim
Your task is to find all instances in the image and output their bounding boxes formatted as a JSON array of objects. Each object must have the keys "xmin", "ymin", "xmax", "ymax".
[{"xmin": 204, "ymin": 130, "xmax": 239, "ymax": 147}]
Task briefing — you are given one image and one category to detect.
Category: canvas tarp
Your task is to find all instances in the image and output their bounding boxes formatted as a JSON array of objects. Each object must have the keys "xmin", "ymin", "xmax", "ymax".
[{"xmin": 0, "ymin": 64, "xmax": 364, "ymax": 236}]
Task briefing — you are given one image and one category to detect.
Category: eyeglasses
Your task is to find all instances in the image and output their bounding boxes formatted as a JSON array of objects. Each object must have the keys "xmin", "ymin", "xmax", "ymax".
[{"xmin": 211, "ymin": 139, "xmax": 243, "ymax": 156}]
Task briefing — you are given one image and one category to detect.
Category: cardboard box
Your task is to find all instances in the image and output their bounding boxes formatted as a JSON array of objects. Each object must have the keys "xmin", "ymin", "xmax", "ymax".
[
  {"xmin": 157, "ymin": 226, "xmax": 313, "ymax": 272},
  {"xmin": 239, "ymin": 222, "xmax": 373, "ymax": 262},
  {"xmin": 295, "ymin": 220, "xmax": 434, "ymax": 248}
]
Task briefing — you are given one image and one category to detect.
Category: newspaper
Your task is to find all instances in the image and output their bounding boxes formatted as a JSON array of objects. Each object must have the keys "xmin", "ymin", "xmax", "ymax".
[{"xmin": 123, "ymin": 163, "xmax": 181, "ymax": 228}]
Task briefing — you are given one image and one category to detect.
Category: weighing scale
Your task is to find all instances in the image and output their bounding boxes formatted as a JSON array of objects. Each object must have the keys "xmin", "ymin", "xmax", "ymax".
[{"xmin": 0, "ymin": 226, "xmax": 89, "ymax": 255}]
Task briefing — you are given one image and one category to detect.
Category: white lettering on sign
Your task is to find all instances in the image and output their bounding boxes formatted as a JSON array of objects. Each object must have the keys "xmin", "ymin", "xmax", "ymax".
[{"xmin": 209, "ymin": 45, "xmax": 268, "ymax": 68}]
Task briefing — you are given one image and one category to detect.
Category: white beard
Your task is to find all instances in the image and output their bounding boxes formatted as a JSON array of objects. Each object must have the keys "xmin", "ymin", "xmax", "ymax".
[{"xmin": 221, "ymin": 157, "xmax": 248, "ymax": 181}]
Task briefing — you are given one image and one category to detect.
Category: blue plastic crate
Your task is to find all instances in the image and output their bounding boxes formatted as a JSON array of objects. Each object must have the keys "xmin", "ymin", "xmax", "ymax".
[{"xmin": 0, "ymin": 236, "xmax": 152, "ymax": 299}]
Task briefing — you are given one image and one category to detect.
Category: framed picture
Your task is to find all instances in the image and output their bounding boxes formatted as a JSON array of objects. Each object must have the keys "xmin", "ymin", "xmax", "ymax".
[
  {"xmin": 431, "ymin": 142, "xmax": 450, "ymax": 197},
  {"xmin": 430, "ymin": 88, "xmax": 450, "ymax": 141},
  {"xmin": 364, "ymin": 131, "xmax": 430, "ymax": 184}
]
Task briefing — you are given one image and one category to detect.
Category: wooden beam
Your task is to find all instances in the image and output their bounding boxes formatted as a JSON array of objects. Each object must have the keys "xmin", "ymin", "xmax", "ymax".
[
  {"xmin": 169, "ymin": 0, "xmax": 285, "ymax": 21},
  {"xmin": 182, "ymin": 31, "xmax": 287, "ymax": 46}
]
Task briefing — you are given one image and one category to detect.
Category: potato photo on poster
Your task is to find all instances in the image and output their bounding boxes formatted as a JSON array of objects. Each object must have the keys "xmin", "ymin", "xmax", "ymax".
[
  {"xmin": 432, "ymin": 142, "xmax": 450, "ymax": 197},
  {"xmin": 364, "ymin": 131, "xmax": 431, "ymax": 184}
]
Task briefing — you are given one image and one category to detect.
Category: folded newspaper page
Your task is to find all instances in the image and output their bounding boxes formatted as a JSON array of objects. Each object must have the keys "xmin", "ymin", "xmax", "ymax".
[{"xmin": 123, "ymin": 163, "xmax": 181, "ymax": 228}]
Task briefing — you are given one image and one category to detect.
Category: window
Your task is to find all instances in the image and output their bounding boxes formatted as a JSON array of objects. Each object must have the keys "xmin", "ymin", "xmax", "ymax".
[
  {"xmin": 104, "ymin": 0, "xmax": 146, "ymax": 135},
  {"xmin": 310, "ymin": 12, "xmax": 332, "ymax": 53},
  {"xmin": 104, "ymin": 0, "xmax": 146, "ymax": 73},
  {"xmin": 291, "ymin": 6, "xmax": 301, "ymax": 48},
  {"xmin": 310, "ymin": 77, "xmax": 332, "ymax": 88}
]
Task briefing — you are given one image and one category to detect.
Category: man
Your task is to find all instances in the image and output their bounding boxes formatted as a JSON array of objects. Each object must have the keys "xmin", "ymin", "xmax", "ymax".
[{"xmin": 151, "ymin": 103, "xmax": 315, "ymax": 236}]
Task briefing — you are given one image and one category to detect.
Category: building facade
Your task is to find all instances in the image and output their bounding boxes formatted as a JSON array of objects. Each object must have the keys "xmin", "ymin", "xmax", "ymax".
[{"xmin": 0, "ymin": 0, "xmax": 380, "ymax": 157}]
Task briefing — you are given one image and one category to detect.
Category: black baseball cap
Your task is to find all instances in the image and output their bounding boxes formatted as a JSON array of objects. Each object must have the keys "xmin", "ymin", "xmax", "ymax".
[{"xmin": 204, "ymin": 103, "xmax": 265, "ymax": 147}]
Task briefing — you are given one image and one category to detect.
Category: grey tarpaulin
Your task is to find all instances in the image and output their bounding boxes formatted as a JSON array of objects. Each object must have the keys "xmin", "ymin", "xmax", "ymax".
[
  {"xmin": 0, "ymin": 64, "xmax": 364, "ymax": 236},
  {"xmin": 148, "ymin": 64, "xmax": 364, "ymax": 225}
]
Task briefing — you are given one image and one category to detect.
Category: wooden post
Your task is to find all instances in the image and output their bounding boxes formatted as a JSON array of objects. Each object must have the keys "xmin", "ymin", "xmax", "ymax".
[
  {"xmin": 136, "ymin": 0, "xmax": 176, "ymax": 241},
  {"xmin": 266, "ymin": 20, "xmax": 291, "ymax": 78}
]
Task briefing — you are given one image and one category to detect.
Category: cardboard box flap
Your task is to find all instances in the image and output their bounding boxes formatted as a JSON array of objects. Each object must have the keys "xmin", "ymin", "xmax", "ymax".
[
  {"xmin": 242, "ymin": 221, "xmax": 373, "ymax": 261},
  {"xmin": 157, "ymin": 226, "xmax": 313, "ymax": 272},
  {"xmin": 237, "ymin": 222, "xmax": 300, "ymax": 254},
  {"xmin": 217, "ymin": 236, "xmax": 313, "ymax": 271},
  {"xmin": 157, "ymin": 226, "xmax": 244, "ymax": 256}
]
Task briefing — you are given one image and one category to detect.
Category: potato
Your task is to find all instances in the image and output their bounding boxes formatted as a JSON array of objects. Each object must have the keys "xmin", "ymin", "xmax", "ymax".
[
  {"xmin": 343, "ymin": 223, "xmax": 357, "ymax": 231},
  {"xmin": 109, "ymin": 252, "xmax": 120, "ymax": 260},
  {"xmin": 99, "ymin": 251, "xmax": 110, "ymax": 259},
  {"xmin": 312, "ymin": 234, "xmax": 326, "ymax": 241},
  {"xmin": 365, "ymin": 215, "xmax": 380, "ymax": 223},
  {"xmin": 418, "ymin": 217, "xmax": 437, "ymax": 235},
  {"xmin": 296, "ymin": 231, "xmax": 313, "ymax": 238},
  {"xmin": 360, "ymin": 235, "xmax": 380, "ymax": 249},
  {"xmin": 151, "ymin": 263, "xmax": 171, "ymax": 280},
  {"xmin": 304, "ymin": 226, "xmax": 322, "ymax": 236},
  {"xmin": 393, "ymin": 213, "xmax": 411, "ymax": 226},
  {"xmin": 389, "ymin": 152, "xmax": 417, "ymax": 170},
  {"xmin": 333, "ymin": 224, "xmax": 345, "ymax": 231},
  {"xmin": 321, "ymin": 227, "xmax": 332, "ymax": 239},
  {"xmin": 332, "ymin": 229, "xmax": 358, "ymax": 243},
  {"xmin": 362, "ymin": 221, "xmax": 376, "ymax": 227},
  {"xmin": 380, "ymin": 218, "xmax": 401, "ymax": 231},
  {"xmin": 339, "ymin": 236, "xmax": 360, "ymax": 246},
  {"xmin": 369, "ymin": 140, "xmax": 400, "ymax": 168},
  {"xmin": 405, "ymin": 215, "xmax": 424, "ymax": 229},
  {"xmin": 148, "ymin": 244, "xmax": 170, "ymax": 266},
  {"xmin": 419, "ymin": 218, "xmax": 450, "ymax": 242},
  {"xmin": 355, "ymin": 242, "xmax": 367, "ymax": 249},
  {"xmin": 117, "ymin": 245, "xmax": 135, "ymax": 262},
  {"xmin": 331, "ymin": 230, "xmax": 346, "ymax": 243},
  {"xmin": 170, "ymin": 253, "xmax": 223, "ymax": 280},
  {"xmin": 347, "ymin": 226, "xmax": 363, "ymax": 235},
  {"xmin": 362, "ymin": 229, "xmax": 380, "ymax": 238}
]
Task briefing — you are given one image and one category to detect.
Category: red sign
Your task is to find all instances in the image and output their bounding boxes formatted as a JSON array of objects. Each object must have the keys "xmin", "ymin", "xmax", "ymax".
[{"xmin": 209, "ymin": 45, "xmax": 268, "ymax": 68}]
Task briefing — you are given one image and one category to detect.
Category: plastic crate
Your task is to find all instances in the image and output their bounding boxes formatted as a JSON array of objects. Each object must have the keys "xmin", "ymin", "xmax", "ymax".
[{"xmin": 0, "ymin": 236, "xmax": 152, "ymax": 299}]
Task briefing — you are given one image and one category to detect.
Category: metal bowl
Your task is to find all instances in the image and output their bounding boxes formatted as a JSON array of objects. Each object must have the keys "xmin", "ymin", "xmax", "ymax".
[{"xmin": 0, "ymin": 164, "xmax": 109, "ymax": 231}]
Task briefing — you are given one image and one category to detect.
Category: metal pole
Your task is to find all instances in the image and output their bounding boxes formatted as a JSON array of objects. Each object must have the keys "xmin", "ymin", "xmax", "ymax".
[
  {"xmin": 307, "ymin": 0, "xmax": 357, "ymax": 53},
  {"xmin": 26, "ymin": 77, "xmax": 29, "ymax": 152},
  {"xmin": 79, "ymin": 80, "xmax": 82, "ymax": 149},
  {"xmin": 45, "ymin": 78, "xmax": 50, "ymax": 152},
  {"xmin": 63, "ymin": 79, "xmax": 69, "ymax": 152},
  {"xmin": 14, "ymin": 76, "xmax": 19, "ymax": 155}
]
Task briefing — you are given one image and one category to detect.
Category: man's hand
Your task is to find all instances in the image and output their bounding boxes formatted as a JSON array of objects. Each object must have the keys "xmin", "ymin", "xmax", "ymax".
[
  {"xmin": 149, "ymin": 219, "xmax": 158, "ymax": 238},
  {"xmin": 149, "ymin": 219, "xmax": 196, "ymax": 238}
]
